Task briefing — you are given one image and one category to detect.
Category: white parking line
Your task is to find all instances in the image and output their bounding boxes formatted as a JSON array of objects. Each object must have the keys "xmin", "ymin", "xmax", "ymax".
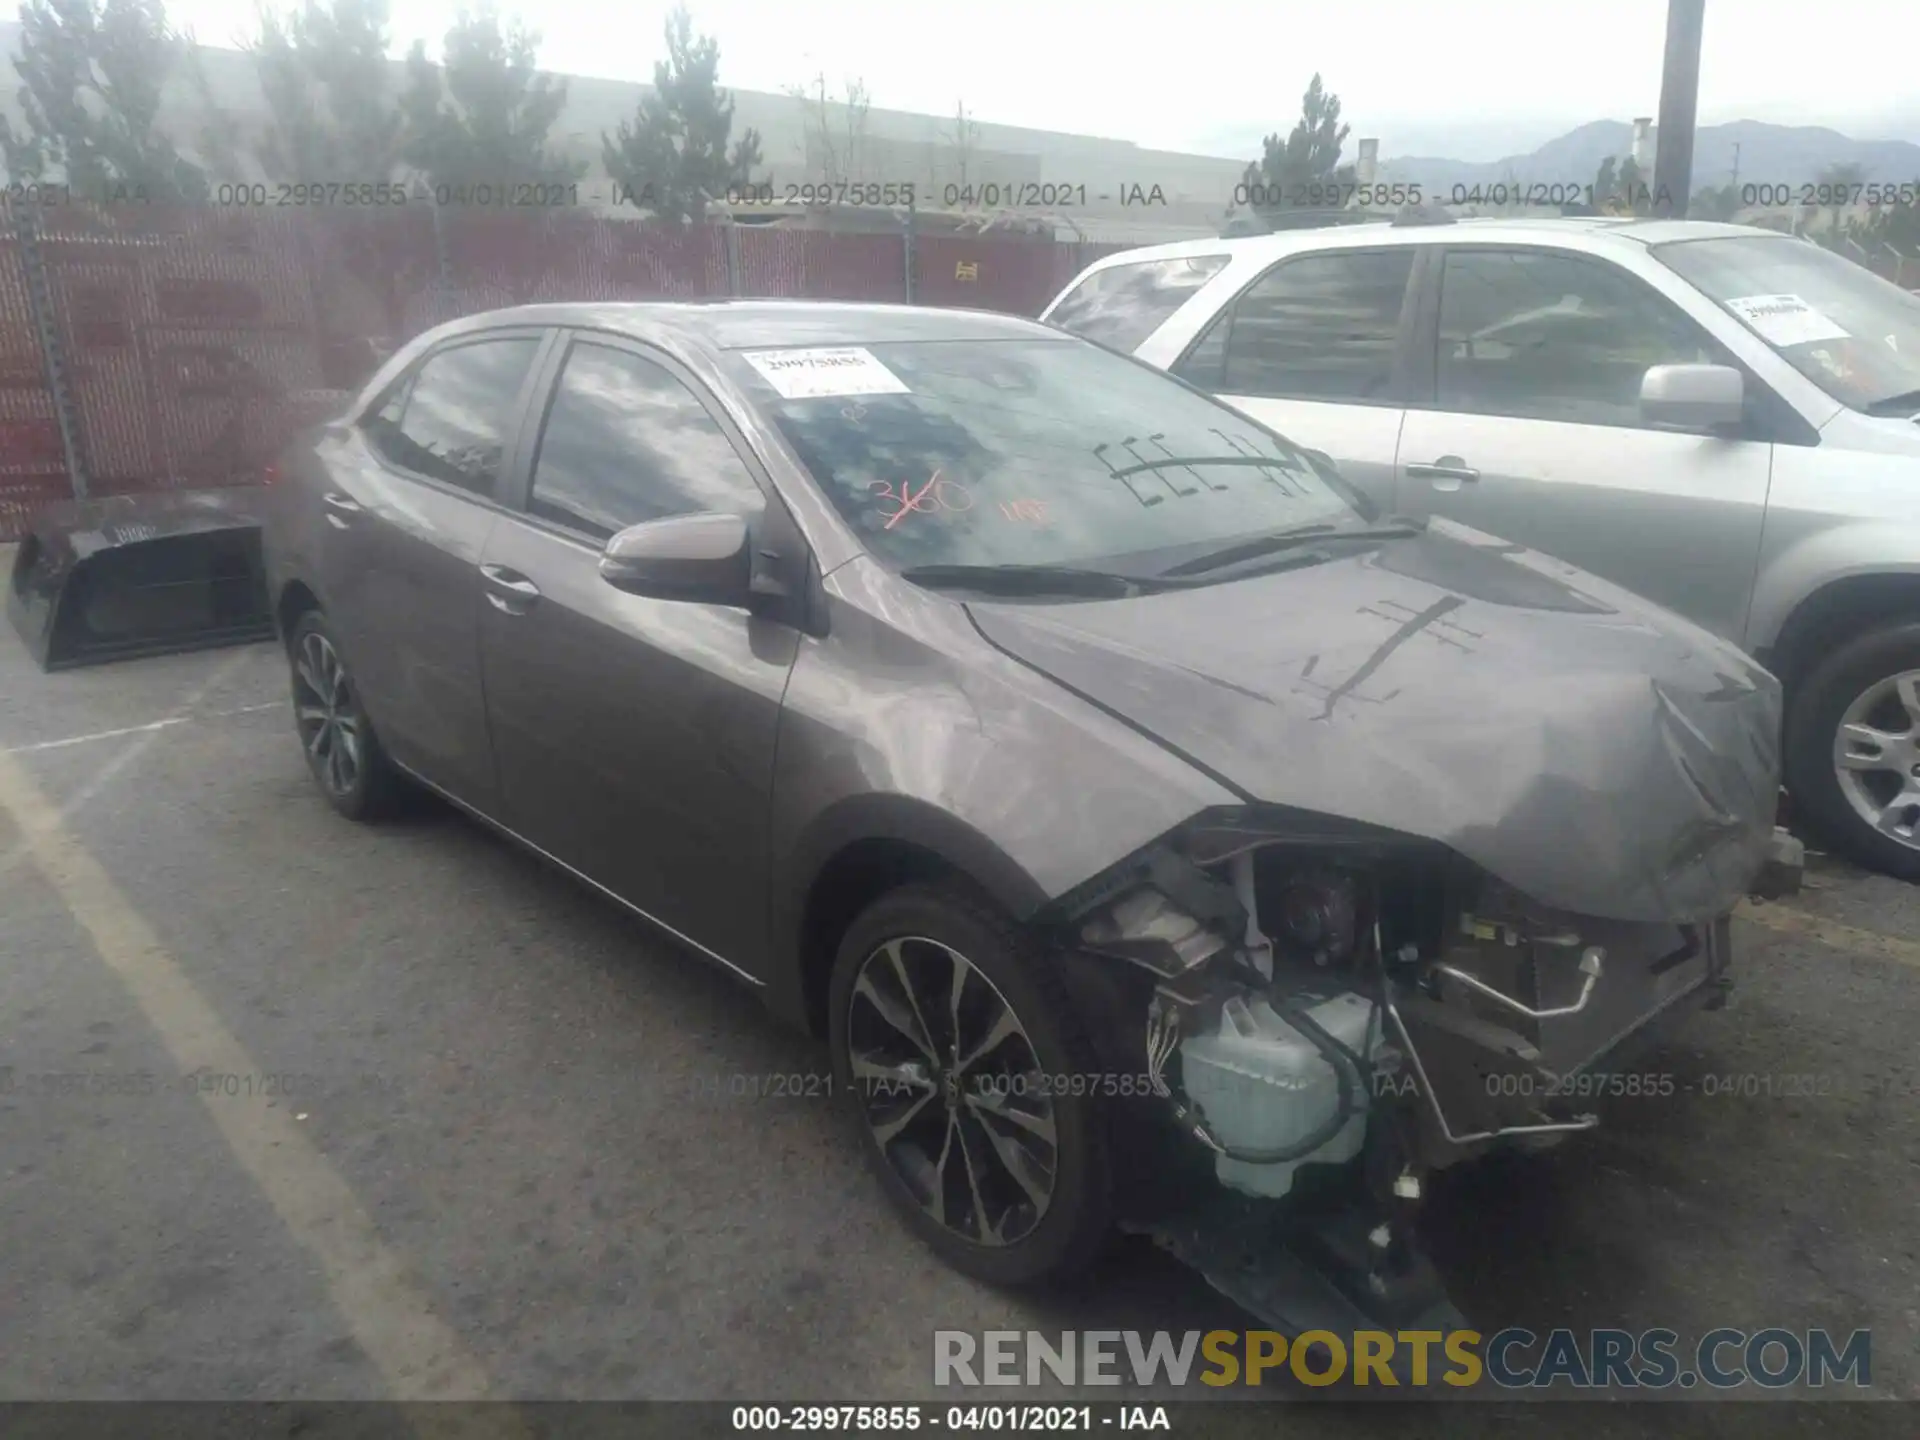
[
  {"xmin": 0, "ymin": 699, "xmax": 284, "ymax": 756},
  {"xmin": 1, "ymin": 717, "xmax": 188, "ymax": 754},
  {"xmin": 0, "ymin": 744, "xmax": 514, "ymax": 1411}
]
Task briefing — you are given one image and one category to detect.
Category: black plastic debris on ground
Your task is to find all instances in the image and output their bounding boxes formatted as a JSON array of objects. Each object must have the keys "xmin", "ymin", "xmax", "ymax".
[{"xmin": 6, "ymin": 487, "xmax": 276, "ymax": 671}]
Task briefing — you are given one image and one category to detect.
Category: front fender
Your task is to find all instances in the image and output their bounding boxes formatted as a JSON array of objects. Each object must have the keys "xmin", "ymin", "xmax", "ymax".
[
  {"xmin": 1747, "ymin": 521, "xmax": 1920, "ymax": 656},
  {"xmin": 767, "ymin": 792, "xmax": 1054, "ymax": 1027},
  {"xmin": 760, "ymin": 557, "xmax": 1235, "ymax": 1028}
]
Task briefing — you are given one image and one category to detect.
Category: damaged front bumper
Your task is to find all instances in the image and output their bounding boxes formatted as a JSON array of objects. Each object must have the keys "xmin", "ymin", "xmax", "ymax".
[
  {"xmin": 1047, "ymin": 805, "xmax": 1775, "ymax": 1337},
  {"xmin": 1382, "ymin": 897, "xmax": 1735, "ymax": 1162}
]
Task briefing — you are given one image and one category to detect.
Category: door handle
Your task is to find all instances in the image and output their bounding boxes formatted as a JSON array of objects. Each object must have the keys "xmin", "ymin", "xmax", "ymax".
[
  {"xmin": 1405, "ymin": 457, "xmax": 1481, "ymax": 491},
  {"xmin": 322, "ymin": 491, "xmax": 362, "ymax": 529},
  {"xmin": 480, "ymin": 563, "xmax": 542, "ymax": 614}
]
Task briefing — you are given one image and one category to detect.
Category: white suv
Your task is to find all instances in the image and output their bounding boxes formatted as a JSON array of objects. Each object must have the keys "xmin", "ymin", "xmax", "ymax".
[{"xmin": 1044, "ymin": 216, "xmax": 1920, "ymax": 880}]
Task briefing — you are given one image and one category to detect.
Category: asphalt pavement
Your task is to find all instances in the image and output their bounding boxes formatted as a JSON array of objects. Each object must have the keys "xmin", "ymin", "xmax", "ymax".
[{"xmin": 0, "ymin": 607, "xmax": 1915, "ymax": 1431}]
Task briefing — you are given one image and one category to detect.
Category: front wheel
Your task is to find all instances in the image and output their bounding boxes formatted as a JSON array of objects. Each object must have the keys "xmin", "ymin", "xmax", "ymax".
[
  {"xmin": 1785, "ymin": 621, "xmax": 1920, "ymax": 881},
  {"xmin": 826, "ymin": 881, "xmax": 1114, "ymax": 1286}
]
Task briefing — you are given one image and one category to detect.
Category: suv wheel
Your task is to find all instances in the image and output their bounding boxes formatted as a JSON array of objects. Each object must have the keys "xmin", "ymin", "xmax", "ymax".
[
  {"xmin": 826, "ymin": 881, "xmax": 1114, "ymax": 1285},
  {"xmin": 288, "ymin": 610, "xmax": 405, "ymax": 821},
  {"xmin": 1785, "ymin": 621, "xmax": 1920, "ymax": 881}
]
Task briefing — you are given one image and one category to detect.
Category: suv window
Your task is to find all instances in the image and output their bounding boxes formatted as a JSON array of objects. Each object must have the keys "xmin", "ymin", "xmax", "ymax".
[
  {"xmin": 1436, "ymin": 249, "xmax": 1725, "ymax": 426},
  {"xmin": 1046, "ymin": 255, "xmax": 1229, "ymax": 351},
  {"xmin": 1182, "ymin": 250, "xmax": 1415, "ymax": 401},
  {"xmin": 527, "ymin": 342, "xmax": 764, "ymax": 540},
  {"xmin": 363, "ymin": 336, "xmax": 539, "ymax": 495}
]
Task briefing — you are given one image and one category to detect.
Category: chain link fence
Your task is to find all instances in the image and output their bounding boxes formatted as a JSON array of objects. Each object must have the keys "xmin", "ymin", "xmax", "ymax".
[{"xmin": 0, "ymin": 199, "xmax": 1129, "ymax": 540}]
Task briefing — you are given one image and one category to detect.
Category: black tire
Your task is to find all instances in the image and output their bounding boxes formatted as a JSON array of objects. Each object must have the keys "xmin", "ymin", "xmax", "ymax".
[
  {"xmin": 1784, "ymin": 620, "xmax": 1920, "ymax": 881},
  {"xmin": 827, "ymin": 880, "xmax": 1114, "ymax": 1286},
  {"xmin": 287, "ymin": 609, "xmax": 406, "ymax": 822}
]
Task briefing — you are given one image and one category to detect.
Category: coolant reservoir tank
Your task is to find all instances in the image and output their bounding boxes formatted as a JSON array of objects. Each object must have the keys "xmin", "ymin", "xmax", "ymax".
[{"xmin": 1178, "ymin": 992, "xmax": 1375, "ymax": 1199}]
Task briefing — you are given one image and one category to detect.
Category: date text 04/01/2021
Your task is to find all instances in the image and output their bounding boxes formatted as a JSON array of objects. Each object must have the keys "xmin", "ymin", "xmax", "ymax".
[
  {"xmin": 685, "ymin": 1071, "xmax": 1171, "ymax": 1101},
  {"xmin": 731, "ymin": 1405, "xmax": 1171, "ymax": 1431}
]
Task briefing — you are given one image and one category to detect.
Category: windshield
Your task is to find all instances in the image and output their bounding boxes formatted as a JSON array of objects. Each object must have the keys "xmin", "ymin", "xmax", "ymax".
[
  {"xmin": 724, "ymin": 337, "xmax": 1363, "ymax": 574},
  {"xmin": 1654, "ymin": 235, "xmax": 1920, "ymax": 412}
]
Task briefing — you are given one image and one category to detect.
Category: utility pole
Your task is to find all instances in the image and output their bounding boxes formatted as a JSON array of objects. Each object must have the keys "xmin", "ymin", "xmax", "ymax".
[
  {"xmin": 1653, "ymin": 0, "xmax": 1706, "ymax": 217},
  {"xmin": 1730, "ymin": 141, "xmax": 1741, "ymax": 190}
]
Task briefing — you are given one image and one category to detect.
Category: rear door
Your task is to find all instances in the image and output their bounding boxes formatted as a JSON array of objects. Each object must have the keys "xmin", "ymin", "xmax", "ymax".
[
  {"xmin": 324, "ymin": 328, "xmax": 550, "ymax": 810},
  {"xmin": 477, "ymin": 332, "xmax": 800, "ymax": 975},
  {"xmin": 1164, "ymin": 248, "xmax": 1420, "ymax": 510},
  {"xmin": 1393, "ymin": 245, "xmax": 1778, "ymax": 639}
]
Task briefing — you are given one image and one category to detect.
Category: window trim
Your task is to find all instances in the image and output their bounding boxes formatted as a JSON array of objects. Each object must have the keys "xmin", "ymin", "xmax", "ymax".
[
  {"xmin": 1411, "ymin": 242, "xmax": 1818, "ymax": 445},
  {"xmin": 356, "ymin": 326, "xmax": 557, "ymax": 508},
  {"xmin": 1169, "ymin": 244, "xmax": 1425, "ymax": 408},
  {"xmin": 499, "ymin": 328, "xmax": 785, "ymax": 551}
]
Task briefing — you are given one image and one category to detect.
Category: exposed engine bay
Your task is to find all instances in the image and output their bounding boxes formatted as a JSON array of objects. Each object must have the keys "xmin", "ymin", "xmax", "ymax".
[{"xmin": 1052, "ymin": 814, "xmax": 1736, "ymax": 1335}]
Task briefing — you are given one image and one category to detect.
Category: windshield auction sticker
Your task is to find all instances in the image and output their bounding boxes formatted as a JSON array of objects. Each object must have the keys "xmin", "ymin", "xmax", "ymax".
[
  {"xmin": 745, "ymin": 347, "xmax": 911, "ymax": 399},
  {"xmin": 1724, "ymin": 294, "xmax": 1851, "ymax": 347}
]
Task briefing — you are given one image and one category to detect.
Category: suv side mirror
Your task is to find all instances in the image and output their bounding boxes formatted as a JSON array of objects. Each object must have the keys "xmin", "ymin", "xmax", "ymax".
[
  {"xmin": 599, "ymin": 512, "xmax": 751, "ymax": 607},
  {"xmin": 1640, "ymin": 363, "xmax": 1745, "ymax": 433}
]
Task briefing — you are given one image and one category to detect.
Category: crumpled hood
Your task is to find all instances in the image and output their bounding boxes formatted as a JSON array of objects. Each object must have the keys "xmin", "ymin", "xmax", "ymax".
[{"xmin": 967, "ymin": 522, "xmax": 1781, "ymax": 923}]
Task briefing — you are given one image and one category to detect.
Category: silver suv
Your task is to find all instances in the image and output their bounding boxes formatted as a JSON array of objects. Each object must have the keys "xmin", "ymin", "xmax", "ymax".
[{"xmin": 1045, "ymin": 217, "xmax": 1920, "ymax": 880}]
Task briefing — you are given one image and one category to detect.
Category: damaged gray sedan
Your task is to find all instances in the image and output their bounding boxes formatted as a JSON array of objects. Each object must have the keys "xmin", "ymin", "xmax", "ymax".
[{"xmin": 264, "ymin": 301, "xmax": 1782, "ymax": 1332}]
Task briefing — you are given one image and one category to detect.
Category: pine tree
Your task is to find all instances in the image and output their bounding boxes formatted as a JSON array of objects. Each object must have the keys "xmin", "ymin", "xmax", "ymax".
[
  {"xmin": 249, "ymin": 0, "xmax": 406, "ymax": 183},
  {"xmin": 602, "ymin": 5, "xmax": 763, "ymax": 224},
  {"xmin": 0, "ymin": 0, "xmax": 208, "ymax": 202},
  {"xmin": 1239, "ymin": 75, "xmax": 1355, "ymax": 227},
  {"xmin": 400, "ymin": 9, "xmax": 582, "ymax": 195}
]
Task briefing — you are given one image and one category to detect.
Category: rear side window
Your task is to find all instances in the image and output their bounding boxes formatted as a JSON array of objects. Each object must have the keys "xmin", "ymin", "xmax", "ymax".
[
  {"xmin": 526, "ymin": 342, "xmax": 764, "ymax": 540},
  {"xmin": 1046, "ymin": 255, "xmax": 1229, "ymax": 351},
  {"xmin": 363, "ymin": 337, "xmax": 540, "ymax": 497},
  {"xmin": 1187, "ymin": 250, "xmax": 1415, "ymax": 402}
]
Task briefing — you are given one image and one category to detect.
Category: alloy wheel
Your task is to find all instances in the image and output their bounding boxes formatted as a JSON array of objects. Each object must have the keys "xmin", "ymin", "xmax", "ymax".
[
  {"xmin": 844, "ymin": 936, "xmax": 1058, "ymax": 1247},
  {"xmin": 1832, "ymin": 667, "xmax": 1920, "ymax": 852},
  {"xmin": 293, "ymin": 631, "xmax": 363, "ymax": 800}
]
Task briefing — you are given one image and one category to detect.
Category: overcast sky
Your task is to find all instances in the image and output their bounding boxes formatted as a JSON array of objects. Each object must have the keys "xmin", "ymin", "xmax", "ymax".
[{"xmin": 35, "ymin": 0, "xmax": 1920, "ymax": 160}]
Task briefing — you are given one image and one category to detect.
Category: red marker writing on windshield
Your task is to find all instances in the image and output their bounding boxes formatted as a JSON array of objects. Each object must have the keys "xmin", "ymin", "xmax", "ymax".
[{"xmin": 872, "ymin": 470, "xmax": 973, "ymax": 528}]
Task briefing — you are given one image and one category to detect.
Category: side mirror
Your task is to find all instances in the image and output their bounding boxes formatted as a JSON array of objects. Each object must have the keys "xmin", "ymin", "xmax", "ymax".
[
  {"xmin": 1640, "ymin": 363, "xmax": 1745, "ymax": 433},
  {"xmin": 599, "ymin": 512, "xmax": 752, "ymax": 606}
]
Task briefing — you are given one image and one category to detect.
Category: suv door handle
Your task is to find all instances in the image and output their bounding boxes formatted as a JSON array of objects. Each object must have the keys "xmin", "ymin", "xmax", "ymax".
[
  {"xmin": 1406, "ymin": 457, "xmax": 1481, "ymax": 490},
  {"xmin": 480, "ymin": 564, "xmax": 542, "ymax": 614},
  {"xmin": 322, "ymin": 491, "xmax": 362, "ymax": 528}
]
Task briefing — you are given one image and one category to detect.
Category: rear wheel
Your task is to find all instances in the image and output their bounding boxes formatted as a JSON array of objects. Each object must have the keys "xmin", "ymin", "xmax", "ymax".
[
  {"xmin": 827, "ymin": 881, "xmax": 1113, "ymax": 1286},
  {"xmin": 288, "ymin": 609, "xmax": 404, "ymax": 821},
  {"xmin": 1785, "ymin": 621, "xmax": 1920, "ymax": 881}
]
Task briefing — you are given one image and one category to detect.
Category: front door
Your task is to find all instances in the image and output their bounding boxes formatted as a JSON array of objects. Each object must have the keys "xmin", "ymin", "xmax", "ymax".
[
  {"xmin": 477, "ymin": 335, "xmax": 799, "ymax": 974},
  {"xmin": 1393, "ymin": 246, "xmax": 1774, "ymax": 641}
]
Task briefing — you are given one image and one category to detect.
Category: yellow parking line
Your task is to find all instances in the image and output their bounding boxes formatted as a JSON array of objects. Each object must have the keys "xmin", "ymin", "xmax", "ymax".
[
  {"xmin": 1735, "ymin": 898, "xmax": 1920, "ymax": 972},
  {"xmin": 0, "ymin": 748, "xmax": 520, "ymax": 1423}
]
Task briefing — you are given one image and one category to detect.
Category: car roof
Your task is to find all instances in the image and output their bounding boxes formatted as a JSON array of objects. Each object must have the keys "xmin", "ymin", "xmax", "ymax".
[
  {"xmin": 1069, "ymin": 215, "xmax": 1782, "ymax": 273},
  {"xmin": 422, "ymin": 299, "xmax": 1063, "ymax": 354},
  {"xmin": 352, "ymin": 299, "xmax": 1079, "ymax": 423}
]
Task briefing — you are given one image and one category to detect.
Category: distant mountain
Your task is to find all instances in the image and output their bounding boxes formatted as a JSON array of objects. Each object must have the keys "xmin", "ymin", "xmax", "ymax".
[{"xmin": 1381, "ymin": 120, "xmax": 1920, "ymax": 196}]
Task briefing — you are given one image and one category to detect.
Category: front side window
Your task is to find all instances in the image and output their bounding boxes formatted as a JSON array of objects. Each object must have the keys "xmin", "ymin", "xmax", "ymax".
[
  {"xmin": 363, "ymin": 337, "xmax": 540, "ymax": 495},
  {"xmin": 528, "ymin": 342, "xmax": 764, "ymax": 540},
  {"xmin": 1205, "ymin": 250, "xmax": 1415, "ymax": 401},
  {"xmin": 726, "ymin": 337, "xmax": 1364, "ymax": 574},
  {"xmin": 1654, "ymin": 234, "xmax": 1920, "ymax": 413},
  {"xmin": 1045, "ymin": 255, "xmax": 1230, "ymax": 351},
  {"xmin": 1436, "ymin": 249, "xmax": 1724, "ymax": 426}
]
